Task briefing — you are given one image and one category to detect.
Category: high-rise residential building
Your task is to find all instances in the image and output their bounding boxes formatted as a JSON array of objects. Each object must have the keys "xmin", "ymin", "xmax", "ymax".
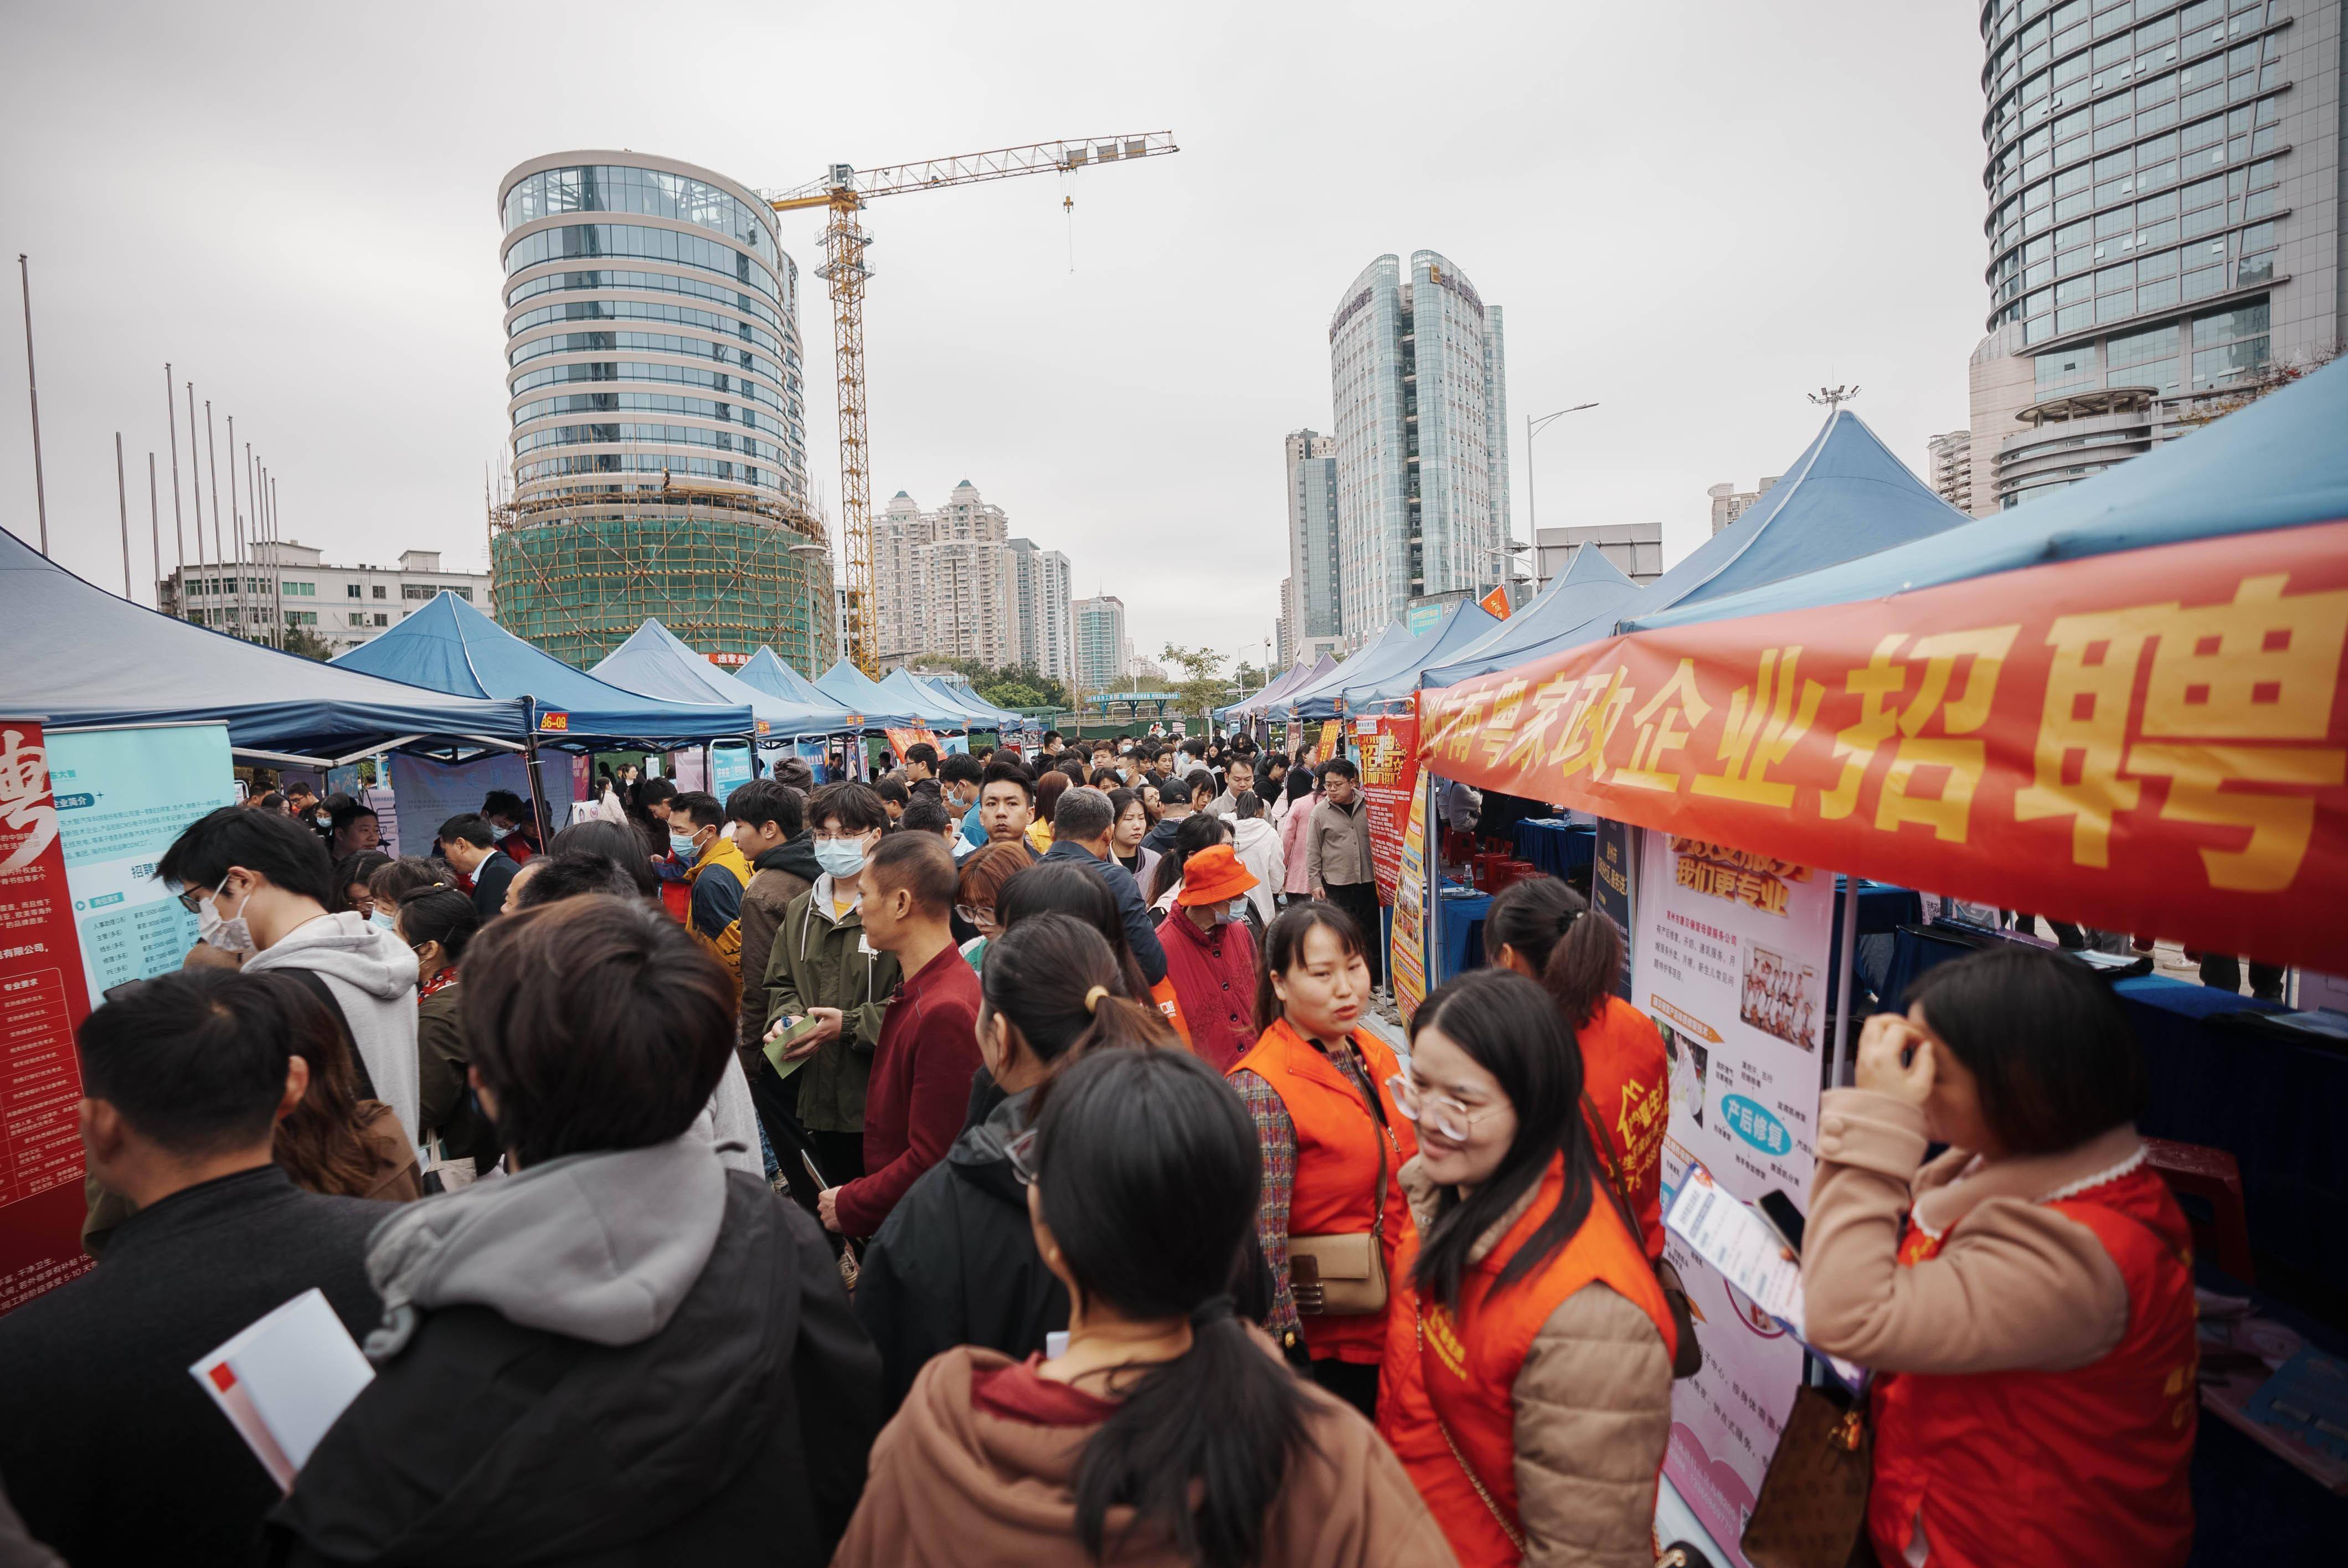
[
  {"xmin": 1328, "ymin": 251, "xmax": 1511, "ymax": 644},
  {"xmin": 1005, "ymin": 535, "xmax": 1074, "ymax": 684},
  {"xmin": 163, "ymin": 541, "xmax": 491, "ymax": 653},
  {"xmin": 1276, "ymin": 577, "xmax": 1296, "ymax": 667},
  {"xmin": 1073, "ymin": 595, "xmax": 1128, "ymax": 690},
  {"xmin": 1533, "ymin": 522, "xmax": 1665, "ymax": 587},
  {"xmin": 488, "ymin": 153, "xmax": 834, "ymax": 670},
  {"xmin": 1283, "ymin": 430, "xmax": 1342, "ymax": 644},
  {"xmin": 1966, "ymin": 0, "xmax": 2341, "ymax": 514},
  {"xmin": 872, "ymin": 482, "xmax": 1072, "ymax": 677},
  {"xmin": 1707, "ymin": 476, "xmax": 1781, "ymax": 534},
  {"xmin": 1926, "ymin": 430, "xmax": 1978, "ymax": 510}
]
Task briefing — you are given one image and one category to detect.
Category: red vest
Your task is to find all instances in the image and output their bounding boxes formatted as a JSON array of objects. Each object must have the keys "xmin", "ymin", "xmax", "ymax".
[
  {"xmin": 1576, "ymin": 996, "xmax": 1670, "ymax": 1261},
  {"xmin": 1228, "ymin": 1019, "xmax": 1416, "ymax": 1364},
  {"xmin": 1394, "ymin": 1155, "xmax": 1675, "ymax": 1566},
  {"xmin": 1867, "ymin": 1160, "xmax": 2197, "ymax": 1568}
]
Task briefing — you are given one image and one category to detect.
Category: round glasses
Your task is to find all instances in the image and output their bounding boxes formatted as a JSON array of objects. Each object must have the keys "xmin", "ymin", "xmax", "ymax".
[{"xmin": 1385, "ymin": 1072, "xmax": 1506, "ymax": 1144}]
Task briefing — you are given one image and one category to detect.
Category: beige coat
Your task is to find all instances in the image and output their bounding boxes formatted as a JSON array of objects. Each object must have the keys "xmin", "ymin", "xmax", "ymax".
[
  {"xmin": 1801, "ymin": 1089, "xmax": 2140, "ymax": 1373},
  {"xmin": 1306, "ymin": 794, "xmax": 1374, "ymax": 889},
  {"xmin": 1396, "ymin": 1158, "xmax": 1672, "ymax": 1567}
]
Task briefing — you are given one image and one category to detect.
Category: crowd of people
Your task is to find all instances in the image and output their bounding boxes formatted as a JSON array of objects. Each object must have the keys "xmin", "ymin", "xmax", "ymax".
[{"xmin": 0, "ymin": 730, "xmax": 2208, "ymax": 1568}]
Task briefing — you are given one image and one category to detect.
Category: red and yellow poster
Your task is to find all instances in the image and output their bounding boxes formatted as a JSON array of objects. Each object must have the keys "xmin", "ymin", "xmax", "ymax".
[
  {"xmin": 884, "ymin": 726, "xmax": 941, "ymax": 762},
  {"xmin": 1390, "ymin": 782, "xmax": 1431, "ymax": 1023},
  {"xmin": 0, "ymin": 723, "xmax": 95, "ymax": 1317},
  {"xmin": 1361, "ymin": 711, "xmax": 1421, "ymax": 905},
  {"xmin": 1421, "ymin": 520, "xmax": 2348, "ymax": 972},
  {"xmin": 1312, "ymin": 720, "xmax": 1342, "ymax": 764}
]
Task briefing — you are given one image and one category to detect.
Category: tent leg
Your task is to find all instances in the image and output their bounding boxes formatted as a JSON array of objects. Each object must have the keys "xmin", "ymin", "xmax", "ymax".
[
  {"xmin": 522, "ymin": 730, "xmax": 554, "ymax": 847},
  {"xmin": 1832, "ymin": 872, "xmax": 1862, "ymax": 1089}
]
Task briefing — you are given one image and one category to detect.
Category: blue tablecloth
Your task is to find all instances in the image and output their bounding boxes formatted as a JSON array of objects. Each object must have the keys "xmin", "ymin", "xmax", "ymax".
[
  {"xmin": 1512, "ymin": 819, "xmax": 1596, "ymax": 879},
  {"xmin": 1435, "ymin": 888, "xmax": 1491, "ymax": 985},
  {"xmin": 1882, "ymin": 925, "xmax": 2344, "ymax": 1301},
  {"xmin": 1823, "ymin": 878, "xmax": 1927, "ymax": 1012}
]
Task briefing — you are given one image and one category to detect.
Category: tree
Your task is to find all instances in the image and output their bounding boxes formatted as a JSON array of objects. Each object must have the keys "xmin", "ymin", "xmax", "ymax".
[
  {"xmin": 1232, "ymin": 661, "xmax": 1267, "ymax": 695},
  {"xmin": 915, "ymin": 653, "xmax": 1070, "ymax": 713},
  {"xmin": 1160, "ymin": 643, "xmax": 1239, "ymax": 726},
  {"xmin": 278, "ymin": 626, "xmax": 336, "ymax": 663}
]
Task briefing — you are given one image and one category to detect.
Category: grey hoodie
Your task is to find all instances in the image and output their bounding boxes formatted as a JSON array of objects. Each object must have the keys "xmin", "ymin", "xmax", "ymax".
[
  {"xmin": 244, "ymin": 911, "xmax": 420, "ymax": 1144},
  {"xmin": 363, "ymin": 1133, "xmax": 725, "ymax": 1355}
]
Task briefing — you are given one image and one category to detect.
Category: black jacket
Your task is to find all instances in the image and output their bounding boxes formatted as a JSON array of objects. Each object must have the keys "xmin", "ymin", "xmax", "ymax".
[
  {"xmin": 853, "ymin": 1086, "xmax": 1066, "ymax": 1414},
  {"xmin": 270, "ymin": 1171, "xmax": 882, "ymax": 1567},
  {"xmin": 1139, "ymin": 813, "xmax": 1190, "ymax": 856},
  {"xmin": 0, "ymin": 1165, "xmax": 387, "ymax": 1568},
  {"xmin": 466, "ymin": 849, "xmax": 518, "ymax": 921},
  {"xmin": 1040, "ymin": 839, "xmax": 1168, "ymax": 986}
]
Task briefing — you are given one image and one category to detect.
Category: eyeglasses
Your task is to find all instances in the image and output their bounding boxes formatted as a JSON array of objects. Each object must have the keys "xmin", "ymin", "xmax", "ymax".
[
  {"xmin": 1005, "ymin": 1126, "xmax": 1041, "ymax": 1187},
  {"xmin": 954, "ymin": 903, "xmax": 996, "ymax": 928},
  {"xmin": 811, "ymin": 828, "xmax": 868, "ymax": 842},
  {"xmin": 1386, "ymin": 1072, "xmax": 1506, "ymax": 1143}
]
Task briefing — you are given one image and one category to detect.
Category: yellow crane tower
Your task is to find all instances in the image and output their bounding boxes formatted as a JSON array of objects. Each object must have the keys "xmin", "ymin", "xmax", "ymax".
[{"xmin": 771, "ymin": 132, "xmax": 1178, "ymax": 674}]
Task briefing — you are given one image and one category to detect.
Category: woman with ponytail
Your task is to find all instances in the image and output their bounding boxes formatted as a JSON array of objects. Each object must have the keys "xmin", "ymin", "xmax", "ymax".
[
  {"xmin": 837, "ymin": 1047, "xmax": 1453, "ymax": 1568},
  {"xmin": 852, "ymin": 915, "xmax": 1177, "ymax": 1412},
  {"xmin": 1484, "ymin": 875, "xmax": 1670, "ymax": 1259},
  {"xmin": 1378, "ymin": 969, "xmax": 1675, "ymax": 1567}
]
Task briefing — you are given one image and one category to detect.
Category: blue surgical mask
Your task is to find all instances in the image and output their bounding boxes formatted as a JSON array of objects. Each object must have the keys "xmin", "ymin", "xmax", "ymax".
[
  {"xmin": 670, "ymin": 830, "xmax": 701, "ymax": 860},
  {"xmin": 815, "ymin": 837, "xmax": 868, "ymax": 880},
  {"xmin": 369, "ymin": 910, "xmax": 400, "ymax": 936}
]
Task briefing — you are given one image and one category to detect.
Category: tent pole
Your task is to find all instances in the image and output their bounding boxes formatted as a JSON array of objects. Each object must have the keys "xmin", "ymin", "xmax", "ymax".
[
  {"xmin": 1832, "ymin": 872, "xmax": 1862, "ymax": 1089},
  {"xmin": 521, "ymin": 700, "xmax": 553, "ymax": 846}
]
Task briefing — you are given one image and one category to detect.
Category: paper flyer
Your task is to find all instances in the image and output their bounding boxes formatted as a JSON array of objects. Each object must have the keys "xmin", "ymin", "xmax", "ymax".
[{"xmin": 190, "ymin": 1288, "xmax": 375, "ymax": 1492}]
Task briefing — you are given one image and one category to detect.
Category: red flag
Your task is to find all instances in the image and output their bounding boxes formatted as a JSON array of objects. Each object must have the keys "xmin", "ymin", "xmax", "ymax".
[{"xmin": 1478, "ymin": 582, "xmax": 1511, "ymax": 620}]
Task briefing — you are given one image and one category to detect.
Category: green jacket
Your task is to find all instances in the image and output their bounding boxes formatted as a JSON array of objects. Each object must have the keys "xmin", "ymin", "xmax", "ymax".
[{"xmin": 761, "ymin": 873, "xmax": 902, "ymax": 1134}]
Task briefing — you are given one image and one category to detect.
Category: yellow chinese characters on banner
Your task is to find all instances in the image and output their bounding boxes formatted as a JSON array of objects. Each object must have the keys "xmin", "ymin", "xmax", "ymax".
[
  {"xmin": 1669, "ymin": 837, "xmax": 1812, "ymax": 917},
  {"xmin": 1418, "ymin": 522, "xmax": 2348, "ymax": 973}
]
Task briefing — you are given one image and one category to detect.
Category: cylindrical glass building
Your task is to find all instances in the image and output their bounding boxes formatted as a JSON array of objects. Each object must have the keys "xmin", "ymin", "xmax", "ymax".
[{"xmin": 491, "ymin": 152, "xmax": 835, "ymax": 671}]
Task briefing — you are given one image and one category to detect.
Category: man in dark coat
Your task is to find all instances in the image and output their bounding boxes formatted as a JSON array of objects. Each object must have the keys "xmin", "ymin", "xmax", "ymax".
[{"xmin": 1043, "ymin": 787, "xmax": 1168, "ymax": 986}]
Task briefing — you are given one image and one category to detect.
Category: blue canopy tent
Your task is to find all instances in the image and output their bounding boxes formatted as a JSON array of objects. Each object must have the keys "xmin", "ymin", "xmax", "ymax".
[
  {"xmin": 1346, "ymin": 597, "xmax": 1502, "ymax": 710},
  {"xmin": 1219, "ymin": 658, "xmax": 1313, "ymax": 724},
  {"xmin": 1288, "ymin": 625, "xmax": 1420, "ymax": 720},
  {"xmin": 1626, "ymin": 357, "xmax": 2348, "ymax": 632},
  {"xmin": 737, "ymin": 648, "xmax": 860, "ymax": 732},
  {"xmin": 2, "ymin": 524, "xmax": 527, "ymax": 764},
  {"xmin": 1420, "ymin": 545, "xmax": 1641, "ymax": 689},
  {"xmin": 908, "ymin": 674, "xmax": 1012, "ymax": 731},
  {"xmin": 333, "ymin": 592, "xmax": 753, "ymax": 746},
  {"xmin": 812, "ymin": 660, "xmax": 921, "ymax": 730},
  {"xmin": 876, "ymin": 669, "xmax": 974, "ymax": 730},
  {"xmin": 936, "ymin": 675, "xmax": 1022, "ymax": 729},
  {"xmin": 590, "ymin": 619, "xmax": 834, "ymax": 738}
]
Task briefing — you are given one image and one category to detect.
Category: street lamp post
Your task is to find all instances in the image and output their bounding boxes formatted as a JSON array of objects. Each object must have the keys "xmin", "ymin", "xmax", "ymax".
[{"xmin": 1523, "ymin": 402, "xmax": 1598, "ymax": 581}]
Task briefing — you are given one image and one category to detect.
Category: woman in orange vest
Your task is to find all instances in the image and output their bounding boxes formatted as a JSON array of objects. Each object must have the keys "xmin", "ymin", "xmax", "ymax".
[
  {"xmin": 1802, "ymin": 945, "xmax": 2197, "ymax": 1568},
  {"xmin": 1378, "ymin": 968, "xmax": 1675, "ymax": 1567},
  {"xmin": 1485, "ymin": 876, "xmax": 1669, "ymax": 1260},
  {"xmin": 1227, "ymin": 902, "xmax": 1415, "ymax": 1420}
]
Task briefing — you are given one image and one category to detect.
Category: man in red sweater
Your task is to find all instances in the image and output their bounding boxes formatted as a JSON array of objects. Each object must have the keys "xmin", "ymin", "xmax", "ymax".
[{"xmin": 818, "ymin": 832, "xmax": 981, "ymax": 1238}]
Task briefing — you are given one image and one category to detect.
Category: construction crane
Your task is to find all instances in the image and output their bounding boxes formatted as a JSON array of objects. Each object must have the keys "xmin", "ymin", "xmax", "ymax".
[{"xmin": 771, "ymin": 132, "xmax": 1178, "ymax": 674}]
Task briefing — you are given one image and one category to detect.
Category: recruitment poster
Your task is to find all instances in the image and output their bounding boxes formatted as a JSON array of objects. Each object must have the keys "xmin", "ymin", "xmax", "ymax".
[
  {"xmin": 1360, "ymin": 711, "xmax": 1420, "ymax": 905},
  {"xmin": 709, "ymin": 743, "xmax": 754, "ymax": 801},
  {"xmin": 47, "ymin": 724, "xmax": 238, "ymax": 1006},
  {"xmin": 1389, "ymin": 779, "xmax": 1432, "ymax": 1022},
  {"xmin": 0, "ymin": 722, "xmax": 96, "ymax": 1317},
  {"xmin": 388, "ymin": 753, "xmax": 532, "ymax": 848},
  {"xmin": 1636, "ymin": 828, "xmax": 1835, "ymax": 1566},
  {"xmin": 1591, "ymin": 817, "xmax": 1638, "ymax": 1000}
]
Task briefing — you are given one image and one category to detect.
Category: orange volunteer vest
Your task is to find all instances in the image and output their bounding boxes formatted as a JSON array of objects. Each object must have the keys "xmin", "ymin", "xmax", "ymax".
[
  {"xmin": 1576, "ymin": 995, "xmax": 1671, "ymax": 1260},
  {"xmin": 1228, "ymin": 1017, "xmax": 1416, "ymax": 1365},
  {"xmin": 1401, "ymin": 1154, "xmax": 1675, "ymax": 1566},
  {"xmin": 1867, "ymin": 1159, "xmax": 2197, "ymax": 1568}
]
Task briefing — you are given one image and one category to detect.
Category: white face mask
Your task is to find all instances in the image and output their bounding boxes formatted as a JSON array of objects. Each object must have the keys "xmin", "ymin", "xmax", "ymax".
[{"xmin": 197, "ymin": 875, "xmax": 256, "ymax": 953}]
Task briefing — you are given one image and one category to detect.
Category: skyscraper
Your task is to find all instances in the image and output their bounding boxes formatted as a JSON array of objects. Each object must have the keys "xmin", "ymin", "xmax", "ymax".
[
  {"xmin": 1284, "ymin": 430, "xmax": 1341, "ymax": 645},
  {"xmin": 1328, "ymin": 251, "xmax": 1511, "ymax": 642},
  {"xmin": 1966, "ymin": 0, "xmax": 2341, "ymax": 514},
  {"xmin": 1005, "ymin": 535, "xmax": 1074, "ymax": 683},
  {"xmin": 1073, "ymin": 595, "xmax": 1127, "ymax": 690},
  {"xmin": 871, "ymin": 481, "xmax": 1072, "ymax": 678},
  {"xmin": 1925, "ymin": 431, "xmax": 1976, "ymax": 511},
  {"xmin": 1707, "ymin": 476, "xmax": 1780, "ymax": 535},
  {"xmin": 490, "ymin": 153, "xmax": 833, "ymax": 669}
]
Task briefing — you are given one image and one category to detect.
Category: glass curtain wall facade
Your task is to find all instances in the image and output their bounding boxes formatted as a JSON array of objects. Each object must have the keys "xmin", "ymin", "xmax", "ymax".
[
  {"xmin": 1966, "ymin": 0, "xmax": 2341, "ymax": 512},
  {"xmin": 1328, "ymin": 251, "xmax": 1511, "ymax": 644},
  {"xmin": 1073, "ymin": 596, "xmax": 1127, "ymax": 691},
  {"xmin": 491, "ymin": 153, "xmax": 836, "ymax": 669}
]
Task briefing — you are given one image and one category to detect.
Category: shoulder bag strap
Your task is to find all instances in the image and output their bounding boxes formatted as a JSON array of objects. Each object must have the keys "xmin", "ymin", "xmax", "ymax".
[
  {"xmin": 1415, "ymin": 1305, "xmax": 1528, "ymax": 1555},
  {"xmin": 1338, "ymin": 1038, "xmax": 1394, "ymax": 1240}
]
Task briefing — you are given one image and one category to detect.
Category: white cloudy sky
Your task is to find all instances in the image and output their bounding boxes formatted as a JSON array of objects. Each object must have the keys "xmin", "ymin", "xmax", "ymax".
[{"xmin": 1, "ymin": 0, "xmax": 1987, "ymax": 673}]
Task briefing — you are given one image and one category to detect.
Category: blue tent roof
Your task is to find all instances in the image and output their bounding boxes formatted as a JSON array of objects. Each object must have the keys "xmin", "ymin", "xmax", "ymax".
[
  {"xmin": 1348, "ymin": 598, "xmax": 1502, "ymax": 708},
  {"xmin": 1630, "ymin": 355, "xmax": 2348, "ymax": 632},
  {"xmin": 1421, "ymin": 545, "xmax": 1641, "ymax": 688},
  {"xmin": 877, "ymin": 669, "xmax": 975, "ymax": 729},
  {"xmin": 332, "ymin": 592, "xmax": 752, "ymax": 745},
  {"xmin": 736, "ymin": 648, "xmax": 860, "ymax": 730},
  {"xmin": 1223, "ymin": 658, "xmax": 1316, "ymax": 720},
  {"xmin": 907, "ymin": 674, "xmax": 1012, "ymax": 729},
  {"xmin": 1289, "ymin": 624, "xmax": 1421, "ymax": 719},
  {"xmin": 938, "ymin": 677, "xmax": 1024, "ymax": 729},
  {"xmin": 2, "ymin": 524, "xmax": 528, "ymax": 762},
  {"xmin": 812, "ymin": 660, "xmax": 922, "ymax": 729},
  {"xmin": 590, "ymin": 620, "xmax": 835, "ymax": 738}
]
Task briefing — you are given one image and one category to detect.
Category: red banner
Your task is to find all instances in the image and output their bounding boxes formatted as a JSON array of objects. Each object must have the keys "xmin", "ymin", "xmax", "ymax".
[
  {"xmin": 1421, "ymin": 520, "xmax": 2348, "ymax": 973},
  {"xmin": 883, "ymin": 726, "xmax": 940, "ymax": 763},
  {"xmin": 1362, "ymin": 710, "xmax": 1422, "ymax": 905},
  {"xmin": 0, "ymin": 722, "xmax": 95, "ymax": 1317}
]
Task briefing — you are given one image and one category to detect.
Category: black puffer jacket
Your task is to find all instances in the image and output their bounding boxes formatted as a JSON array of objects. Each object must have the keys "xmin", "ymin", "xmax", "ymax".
[{"xmin": 853, "ymin": 1084, "xmax": 1065, "ymax": 1414}]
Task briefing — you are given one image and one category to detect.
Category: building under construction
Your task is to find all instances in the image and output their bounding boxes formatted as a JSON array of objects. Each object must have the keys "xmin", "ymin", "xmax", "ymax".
[{"xmin": 491, "ymin": 151, "xmax": 835, "ymax": 670}]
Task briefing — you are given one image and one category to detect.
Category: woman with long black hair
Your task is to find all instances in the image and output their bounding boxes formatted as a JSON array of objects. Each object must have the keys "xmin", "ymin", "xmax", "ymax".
[
  {"xmin": 836, "ymin": 1047, "xmax": 1451, "ymax": 1568},
  {"xmin": 1378, "ymin": 968, "xmax": 1674, "ymax": 1568}
]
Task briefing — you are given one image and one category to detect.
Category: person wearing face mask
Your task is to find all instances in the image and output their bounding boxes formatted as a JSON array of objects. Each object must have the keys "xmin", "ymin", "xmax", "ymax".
[
  {"xmin": 435, "ymin": 814, "xmax": 519, "ymax": 923},
  {"xmin": 1227, "ymin": 903, "xmax": 1416, "ymax": 1420},
  {"xmin": 724, "ymin": 779, "xmax": 821, "ymax": 1063},
  {"xmin": 394, "ymin": 885, "xmax": 499, "ymax": 1183},
  {"xmin": 759, "ymin": 782, "xmax": 900, "ymax": 1193},
  {"xmin": 156, "ymin": 807, "xmax": 421, "ymax": 1144},
  {"xmin": 1153, "ymin": 845, "xmax": 1263, "ymax": 1072},
  {"xmin": 813, "ymin": 834, "xmax": 981, "ymax": 1241},
  {"xmin": 1377, "ymin": 969, "xmax": 1675, "ymax": 1568},
  {"xmin": 478, "ymin": 790, "xmax": 540, "ymax": 866},
  {"xmin": 940, "ymin": 751, "xmax": 988, "ymax": 853},
  {"xmin": 663, "ymin": 791, "xmax": 752, "ymax": 979}
]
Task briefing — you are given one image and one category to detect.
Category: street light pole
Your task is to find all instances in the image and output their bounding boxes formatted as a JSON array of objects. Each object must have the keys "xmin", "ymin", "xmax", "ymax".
[
  {"xmin": 18, "ymin": 256, "xmax": 48, "ymax": 554},
  {"xmin": 1523, "ymin": 402, "xmax": 1598, "ymax": 581}
]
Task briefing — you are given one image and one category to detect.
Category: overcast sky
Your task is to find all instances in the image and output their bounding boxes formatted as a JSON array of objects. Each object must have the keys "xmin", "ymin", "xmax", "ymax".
[{"xmin": 1, "ymin": 1, "xmax": 1987, "ymax": 673}]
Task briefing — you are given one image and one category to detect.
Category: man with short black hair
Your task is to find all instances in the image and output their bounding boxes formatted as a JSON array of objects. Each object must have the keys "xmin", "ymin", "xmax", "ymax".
[
  {"xmin": 726, "ymin": 778, "xmax": 818, "ymax": 1060},
  {"xmin": 1043, "ymin": 787, "xmax": 1168, "ymax": 986},
  {"xmin": 511, "ymin": 851, "xmax": 640, "ymax": 908},
  {"xmin": 976, "ymin": 761, "xmax": 1038, "ymax": 857},
  {"xmin": 1204, "ymin": 754, "xmax": 1255, "ymax": 819},
  {"xmin": 157, "ymin": 806, "xmax": 419, "ymax": 1139},
  {"xmin": 667, "ymin": 791, "xmax": 753, "ymax": 977},
  {"xmin": 872, "ymin": 776, "xmax": 910, "ymax": 826},
  {"xmin": 1141, "ymin": 770, "xmax": 1197, "ymax": 855},
  {"xmin": 940, "ymin": 751, "xmax": 987, "ymax": 852},
  {"xmin": 818, "ymin": 834, "xmax": 980, "ymax": 1239},
  {"xmin": 438, "ymin": 813, "xmax": 520, "ymax": 922},
  {"xmin": 479, "ymin": 788, "xmax": 540, "ymax": 864},
  {"xmin": 0, "ymin": 971, "xmax": 390, "ymax": 1567},
  {"xmin": 900, "ymin": 742, "xmax": 939, "ymax": 783},
  {"xmin": 1308, "ymin": 756, "xmax": 1383, "ymax": 989}
]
